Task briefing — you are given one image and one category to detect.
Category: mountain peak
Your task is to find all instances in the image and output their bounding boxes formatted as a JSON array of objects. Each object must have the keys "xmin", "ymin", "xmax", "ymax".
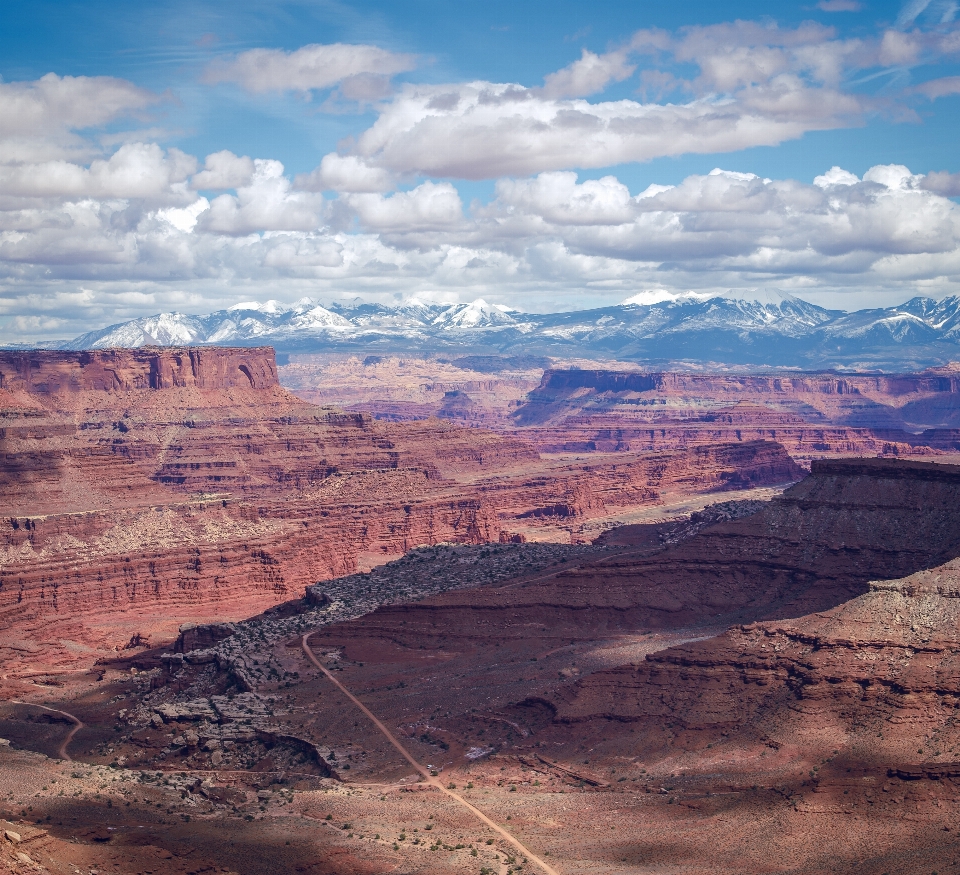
[
  {"xmin": 621, "ymin": 289, "xmax": 713, "ymax": 306},
  {"xmin": 721, "ymin": 288, "xmax": 803, "ymax": 307},
  {"xmin": 432, "ymin": 298, "xmax": 517, "ymax": 329},
  {"xmin": 42, "ymin": 294, "xmax": 960, "ymax": 371},
  {"xmin": 229, "ymin": 300, "xmax": 287, "ymax": 315}
]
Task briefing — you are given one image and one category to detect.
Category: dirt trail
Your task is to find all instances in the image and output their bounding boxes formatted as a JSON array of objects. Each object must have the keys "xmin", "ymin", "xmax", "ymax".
[
  {"xmin": 10, "ymin": 701, "xmax": 83, "ymax": 761},
  {"xmin": 301, "ymin": 633, "xmax": 562, "ymax": 875}
]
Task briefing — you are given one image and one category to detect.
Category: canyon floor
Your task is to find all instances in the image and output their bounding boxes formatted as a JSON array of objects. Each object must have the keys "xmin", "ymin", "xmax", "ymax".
[
  {"xmin": 4, "ymin": 460, "xmax": 960, "ymax": 874},
  {"xmin": 4, "ymin": 350, "xmax": 960, "ymax": 873}
]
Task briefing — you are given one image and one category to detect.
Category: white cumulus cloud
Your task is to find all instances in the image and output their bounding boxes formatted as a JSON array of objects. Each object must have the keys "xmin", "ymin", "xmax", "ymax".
[
  {"xmin": 0, "ymin": 73, "xmax": 161, "ymax": 162},
  {"xmin": 192, "ymin": 151, "xmax": 255, "ymax": 190},
  {"xmin": 0, "ymin": 143, "xmax": 197, "ymax": 201},
  {"xmin": 347, "ymin": 79, "xmax": 863, "ymax": 180},
  {"xmin": 492, "ymin": 172, "xmax": 636, "ymax": 225},
  {"xmin": 197, "ymin": 159, "xmax": 324, "ymax": 235},
  {"xmin": 541, "ymin": 48, "xmax": 636, "ymax": 98},
  {"xmin": 0, "ymin": 73, "xmax": 159, "ymax": 140},
  {"xmin": 344, "ymin": 181, "xmax": 463, "ymax": 233},
  {"xmin": 339, "ymin": 20, "xmax": 885, "ymax": 180},
  {"xmin": 295, "ymin": 153, "xmax": 395, "ymax": 193}
]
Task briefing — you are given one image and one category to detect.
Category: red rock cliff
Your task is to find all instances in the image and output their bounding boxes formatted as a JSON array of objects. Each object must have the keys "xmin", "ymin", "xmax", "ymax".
[
  {"xmin": 0, "ymin": 347, "xmax": 279, "ymax": 394},
  {"xmin": 509, "ymin": 367, "xmax": 960, "ymax": 460},
  {"xmin": 323, "ymin": 459, "xmax": 960, "ymax": 659},
  {"xmin": 0, "ymin": 349, "xmax": 804, "ymax": 675}
]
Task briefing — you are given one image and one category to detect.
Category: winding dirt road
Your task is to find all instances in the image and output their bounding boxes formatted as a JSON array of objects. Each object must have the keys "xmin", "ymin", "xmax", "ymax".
[
  {"xmin": 10, "ymin": 701, "xmax": 83, "ymax": 761},
  {"xmin": 301, "ymin": 632, "xmax": 561, "ymax": 875}
]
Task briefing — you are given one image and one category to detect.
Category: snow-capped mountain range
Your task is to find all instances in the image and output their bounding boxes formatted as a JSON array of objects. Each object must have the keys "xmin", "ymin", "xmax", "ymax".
[{"xmin": 37, "ymin": 291, "xmax": 960, "ymax": 370}]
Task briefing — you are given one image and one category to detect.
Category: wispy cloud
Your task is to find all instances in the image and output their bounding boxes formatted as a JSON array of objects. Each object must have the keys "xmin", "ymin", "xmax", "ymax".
[
  {"xmin": 203, "ymin": 43, "xmax": 417, "ymax": 95},
  {"xmin": 817, "ymin": 1, "xmax": 863, "ymax": 12}
]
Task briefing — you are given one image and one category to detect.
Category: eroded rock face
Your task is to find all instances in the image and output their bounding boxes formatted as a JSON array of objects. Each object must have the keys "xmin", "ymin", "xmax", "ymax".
[
  {"xmin": 554, "ymin": 504, "xmax": 960, "ymax": 757},
  {"xmin": 0, "ymin": 347, "xmax": 279, "ymax": 395},
  {"xmin": 516, "ymin": 368, "xmax": 960, "ymax": 429},
  {"xmin": 508, "ymin": 367, "xmax": 960, "ymax": 461},
  {"xmin": 0, "ymin": 354, "xmax": 526, "ymax": 668},
  {"xmin": 12, "ymin": 455, "xmax": 960, "ymax": 875},
  {"xmin": 174, "ymin": 622, "xmax": 239, "ymax": 654},
  {"xmin": 0, "ymin": 348, "xmax": 800, "ymax": 672},
  {"xmin": 311, "ymin": 458, "xmax": 960, "ymax": 655},
  {"xmin": 279, "ymin": 353, "xmax": 543, "ymax": 429}
]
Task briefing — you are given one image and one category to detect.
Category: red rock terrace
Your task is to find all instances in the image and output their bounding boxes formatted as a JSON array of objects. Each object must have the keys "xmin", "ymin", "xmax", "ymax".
[
  {"xmin": 17, "ymin": 456, "xmax": 959, "ymax": 875},
  {"xmin": 0, "ymin": 347, "xmax": 799, "ymax": 675}
]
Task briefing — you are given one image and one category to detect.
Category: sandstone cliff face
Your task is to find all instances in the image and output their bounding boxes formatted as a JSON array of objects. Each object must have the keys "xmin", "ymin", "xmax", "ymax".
[
  {"xmin": 290, "ymin": 457, "xmax": 960, "ymax": 835},
  {"xmin": 278, "ymin": 356, "xmax": 960, "ymax": 467},
  {"xmin": 472, "ymin": 439, "xmax": 801, "ymax": 524},
  {"xmin": 551, "ymin": 554, "xmax": 960, "ymax": 793},
  {"xmin": 508, "ymin": 367, "xmax": 960, "ymax": 461},
  {"xmin": 518, "ymin": 368, "xmax": 960, "ymax": 429},
  {"xmin": 556, "ymin": 558, "xmax": 960, "ymax": 726},
  {"xmin": 309, "ymin": 459, "xmax": 960, "ymax": 659},
  {"xmin": 517, "ymin": 416, "xmax": 937, "ymax": 461},
  {"xmin": 279, "ymin": 353, "xmax": 541, "ymax": 429},
  {"xmin": 0, "ymin": 347, "xmax": 279, "ymax": 394},
  {"xmin": 0, "ymin": 348, "xmax": 801, "ymax": 673},
  {"xmin": 538, "ymin": 461, "xmax": 960, "ymax": 789}
]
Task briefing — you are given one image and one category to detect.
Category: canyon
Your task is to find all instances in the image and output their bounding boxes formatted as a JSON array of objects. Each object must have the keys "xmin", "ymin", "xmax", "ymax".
[
  {"xmin": 4, "ymin": 348, "xmax": 960, "ymax": 873},
  {"xmin": 0, "ymin": 348, "xmax": 799, "ymax": 678},
  {"xmin": 2, "ymin": 458, "xmax": 959, "ymax": 873},
  {"xmin": 279, "ymin": 354, "xmax": 960, "ymax": 465}
]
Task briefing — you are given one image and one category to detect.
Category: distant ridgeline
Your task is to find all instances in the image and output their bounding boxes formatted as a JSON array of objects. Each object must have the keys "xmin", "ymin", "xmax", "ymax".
[
  {"xmin": 512, "ymin": 367, "xmax": 960, "ymax": 434},
  {"xmin": 14, "ymin": 292, "xmax": 960, "ymax": 370}
]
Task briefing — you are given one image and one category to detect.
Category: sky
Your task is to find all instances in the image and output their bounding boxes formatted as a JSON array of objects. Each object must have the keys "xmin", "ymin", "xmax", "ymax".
[{"xmin": 3, "ymin": 0, "xmax": 960, "ymax": 342}]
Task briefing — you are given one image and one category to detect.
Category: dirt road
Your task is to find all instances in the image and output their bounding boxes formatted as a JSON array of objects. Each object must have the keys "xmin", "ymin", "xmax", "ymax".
[{"xmin": 301, "ymin": 632, "xmax": 561, "ymax": 875}]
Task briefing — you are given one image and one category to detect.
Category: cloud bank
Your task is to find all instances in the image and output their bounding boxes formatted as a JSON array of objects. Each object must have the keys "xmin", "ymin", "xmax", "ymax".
[{"xmin": 3, "ymin": 15, "xmax": 960, "ymax": 341}]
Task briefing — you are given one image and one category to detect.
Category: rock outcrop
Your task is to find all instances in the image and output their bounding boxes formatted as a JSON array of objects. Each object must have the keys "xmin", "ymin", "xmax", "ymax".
[
  {"xmin": 310, "ymin": 459, "xmax": 960, "ymax": 654},
  {"xmin": 508, "ymin": 367, "xmax": 960, "ymax": 462},
  {"xmin": 515, "ymin": 368, "xmax": 960, "ymax": 430},
  {"xmin": 0, "ymin": 348, "xmax": 799, "ymax": 673},
  {"xmin": 21, "ymin": 453, "xmax": 960, "ymax": 875},
  {"xmin": 555, "ymin": 555, "xmax": 960, "ymax": 734},
  {"xmin": 0, "ymin": 347, "xmax": 279, "ymax": 395},
  {"xmin": 279, "ymin": 357, "xmax": 960, "ymax": 464}
]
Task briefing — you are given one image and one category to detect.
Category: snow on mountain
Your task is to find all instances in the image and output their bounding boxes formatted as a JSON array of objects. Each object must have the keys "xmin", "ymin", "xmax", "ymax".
[
  {"xmin": 679, "ymin": 290, "xmax": 837, "ymax": 335},
  {"xmin": 431, "ymin": 298, "xmax": 516, "ymax": 329},
  {"xmin": 50, "ymin": 293, "xmax": 960, "ymax": 370},
  {"xmin": 894, "ymin": 296, "xmax": 960, "ymax": 337},
  {"xmin": 228, "ymin": 300, "xmax": 286, "ymax": 315},
  {"xmin": 820, "ymin": 308, "xmax": 943, "ymax": 344},
  {"xmin": 621, "ymin": 289, "xmax": 712, "ymax": 307},
  {"xmin": 289, "ymin": 305, "xmax": 353, "ymax": 330},
  {"xmin": 71, "ymin": 313, "xmax": 208, "ymax": 349}
]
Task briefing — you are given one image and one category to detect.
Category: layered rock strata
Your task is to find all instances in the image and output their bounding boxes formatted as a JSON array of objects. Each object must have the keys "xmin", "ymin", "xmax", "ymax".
[
  {"xmin": 0, "ymin": 348, "xmax": 799, "ymax": 672},
  {"xmin": 0, "ymin": 347, "xmax": 278, "ymax": 395},
  {"xmin": 516, "ymin": 368, "xmax": 960, "ymax": 430},
  {"xmin": 309, "ymin": 458, "xmax": 960, "ymax": 652},
  {"xmin": 277, "ymin": 357, "xmax": 960, "ymax": 464},
  {"xmin": 508, "ymin": 367, "xmax": 960, "ymax": 462},
  {"xmin": 10, "ymin": 455, "xmax": 960, "ymax": 875},
  {"xmin": 555, "ymin": 555, "xmax": 960, "ymax": 738}
]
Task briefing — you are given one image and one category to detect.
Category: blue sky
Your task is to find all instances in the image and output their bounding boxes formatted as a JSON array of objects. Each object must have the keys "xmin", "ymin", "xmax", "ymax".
[{"xmin": 2, "ymin": 0, "xmax": 960, "ymax": 340}]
